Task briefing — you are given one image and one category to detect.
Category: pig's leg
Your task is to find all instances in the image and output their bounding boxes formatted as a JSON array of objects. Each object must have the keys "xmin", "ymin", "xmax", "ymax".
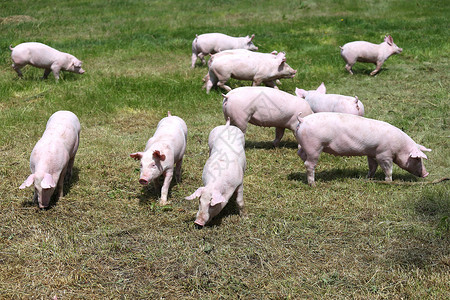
[
  {"xmin": 206, "ymin": 71, "xmax": 218, "ymax": 94},
  {"xmin": 57, "ymin": 169, "xmax": 66, "ymax": 198},
  {"xmin": 302, "ymin": 148, "xmax": 321, "ymax": 186},
  {"xmin": 65, "ymin": 157, "xmax": 75, "ymax": 183},
  {"xmin": 42, "ymin": 69, "xmax": 51, "ymax": 79},
  {"xmin": 175, "ymin": 158, "xmax": 183, "ymax": 183},
  {"xmin": 159, "ymin": 169, "xmax": 173, "ymax": 205},
  {"xmin": 367, "ymin": 157, "xmax": 378, "ymax": 179},
  {"xmin": 51, "ymin": 64, "xmax": 62, "ymax": 81},
  {"xmin": 273, "ymin": 127, "xmax": 285, "ymax": 147},
  {"xmin": 12, "ymin": 63, "xmax": 24, "ymax": 78},
  {"xmin": 33, "ymin": 189, "xmax": 38, "ymax": 204},
  {"xmin": 377, "ymin": 158, "xmax": 393, "ymax": 181},
  {"xmin": 370, "ymin": 61, "xmax": 383, "ymax": 76},
  {"xmin": 345, "ymin": 63, "xmax": 354, "ymax": 75},
  {"xmin": 198, "ymin": 53, "xmax": 206, "ymax": 65},
  {"xmin": 191, "ymin": 53, "xmax": 198, "ymax": 68},
  {"xmin": 217, "ymin": 79, "xmax": 232, "ymax": 92},
  {"xmin": 229, "ymin": 117, "xmax": 248, "ymax": 134},
  {"xmin": 235, "ymin": 184, "xmax": 246, "ymax": 217},
  {"xmin": 263, "ymin": 80, "xmax": 277, "ymax": 89}
]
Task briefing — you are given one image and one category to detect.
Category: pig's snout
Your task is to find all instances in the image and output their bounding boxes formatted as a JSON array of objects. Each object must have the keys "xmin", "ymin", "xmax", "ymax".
[
  {"xmin": 79, "ymin": 68, "xmax": 85, "ymax": 74},
  {"xmin": 194, "ymin": 222, "xmax": 204, "ymax": 229},
  {"xmin": 422, "ymin": 172, "xmax": 429, "ymax": 178},
  {"xmin": 139, "ymin": 178, "xmax": 149, "ymax": 185}
]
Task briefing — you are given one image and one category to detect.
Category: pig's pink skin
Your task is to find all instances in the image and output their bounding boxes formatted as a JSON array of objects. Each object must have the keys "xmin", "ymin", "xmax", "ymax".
[
  {"xmin": 223, "ymin": 87, "xmax": 313, "ymax": 147},
  {"xmin": 191, "ymin": 33, "xmax": 258, "ymax": 68},
  {"xmin": 185, "ymin": 121, "xmax": 246, "ymax": 227},
  {"xmin": 340, "ymin": 35, "xmax": 402, "ymax": 76},
  {"xmin": 19, "ymin": 111, "xmax": 81, "ymax": 208},
  {"xmin": 10, "ymin": 42, "xmax": 85, "ymax": 81},
  {"xmin": 295, "ymin": 113, "xmax": 431, "ymax": 186},
  {"xmin": 130, "ymin": 112, "xmax": 187, "ymax": 205},
  {"xmin": 296, "ymin": 83, "xmax": 364, "ymax": 116},
  {"xmin": 205, "ymin": 51, "xmax": 296, "ymax": 93}
]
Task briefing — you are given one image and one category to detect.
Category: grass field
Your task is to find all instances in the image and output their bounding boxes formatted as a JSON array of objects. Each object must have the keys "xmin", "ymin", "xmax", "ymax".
[{"xmin": 0, "ymin": 0, "xmax": 449, "ymax": 298}]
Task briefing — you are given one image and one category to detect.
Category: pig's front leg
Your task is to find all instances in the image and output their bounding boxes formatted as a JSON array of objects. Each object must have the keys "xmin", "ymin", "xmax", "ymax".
[
  {"xmin": 159, "ymin": 169, "xmax": 174, "ymax": 205},
  {"xmin": 377, "ymin": 158, "xmax": 393, "ymax": 181},
  {"xmin": 367, "ymin": 156, "xmax": 378, "ymax": 179},
  {"xmin": 370, "ymin": 61, "xmax": 383, "ymax": 76},
  {"xmin": 51, "ymin": 64, "xmax": 62, "ymax": 81}
]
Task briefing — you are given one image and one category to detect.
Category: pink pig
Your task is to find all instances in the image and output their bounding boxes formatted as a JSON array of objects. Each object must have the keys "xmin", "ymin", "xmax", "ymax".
[
  {"xmin": 20, "ymin": 111, "xmax": 81, "ymax": 209},
  {"xmin": 295, "ymin": 113, "xmax": 431, "ymax": 186},
  {"xmin": 223, "ymin": 87, "xmax": 313, "ymax": 147},
  {"xmin": 295, "ymin": 82, "xmax": 364, "ymax": 116},
  {"xmin": 340, "ymin": 35, "xmax": 403, "ymax": 75},
  {"xmin": 185, "ymin": 119, "xmax": 246, "ymax": 228},
  {"xmin": 191, "ymin": 33, "xmax": 258, "ymax": 68},
  {"xmin": 10, "ymin": 42, "xmax": 85, "ymax": 80},
  {"xmin": 130, "ymin": 112, "xmax": 187, "ymax": 205},
  {"xmin": 205, "ymin": 51, "xmax": 297, "ymax": 93}
]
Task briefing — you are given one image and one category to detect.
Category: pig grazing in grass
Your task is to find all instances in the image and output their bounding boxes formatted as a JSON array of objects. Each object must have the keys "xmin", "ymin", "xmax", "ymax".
[
  {"xmin": 340, "ymin": 35, "xmax": 403, "ymax": 75},
  {"xmin": 130, "ymin": 112, "xmax": 187, "ymax": 205},
  {"xmin": 295, "ymin": 113, "xmax": 431, "ymax": 186},
  {"xmin": 20, "ymin": 111, "xmax": 81, "ymax": 209},
  {"xmin": 185, "ymin": 119, "xmax": 246, "ymax": 228},
  {"xmin": 191, "ymin": 33, "xmax": 258, "ymax": 68},
  {"xmin": 10, "ymin": 42, "xmax": 85, "ymax": 80},
  {"xmin": 295, "ymin": 82, "xmax": 364, "ymax": 116},
  {"xmin": 205, "ymin": 51, "xmax": 296, "ymax": 93},
  {"xmin": 223, "ymin": 87, "xmax": 313, "ymax": 147}
]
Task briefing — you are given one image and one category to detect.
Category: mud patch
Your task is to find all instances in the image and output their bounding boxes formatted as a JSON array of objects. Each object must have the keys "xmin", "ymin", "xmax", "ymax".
[{"xmin": 1, "ymin": 15, "xmax": 36, "ymax": 24}]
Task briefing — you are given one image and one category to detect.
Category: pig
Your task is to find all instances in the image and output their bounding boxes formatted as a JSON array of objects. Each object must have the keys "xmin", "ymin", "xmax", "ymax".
[
  {"xmin": 205, "ymin": 51, "xmax": 297, "ymax": 93},
  {"xmin": 191, "ymin": 33, "xmax": 258, "ymax": 68},
  {"xmin": 19, "ymin": 111, "xmax": 81, "ymax": 209},
  {"xmin": 295, "ymin": 82, "xmax": 365, "ymax": 116},
  {"xmin": 9, "ymin": 42, "xmax": 85, "ymax": 80},
  {"xmin": 222, "ymin": 87, "xmax": 313, "ymax": 147},
  {"xmin": 130, "ymin": 112, "xmax": 187, "ymax": 205},
  {"xmin": 340, "ymin": 35, "xmax": 403, "ymax": 75},
  {"xmin": 295, "ymin": 112, "xmax": 431, "ymax": 186},
  {"xmin": 185, "ymin": 119, "xmax": 246, "ymax": 228}
]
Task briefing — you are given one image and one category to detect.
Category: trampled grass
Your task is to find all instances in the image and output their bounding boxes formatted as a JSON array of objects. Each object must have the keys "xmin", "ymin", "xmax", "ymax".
[{"xmin": 0, "ymin": 0, "xmax": 449, "ymax": 298}]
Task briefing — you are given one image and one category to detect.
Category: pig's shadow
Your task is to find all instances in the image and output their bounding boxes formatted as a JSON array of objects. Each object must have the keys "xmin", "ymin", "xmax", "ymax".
[
  {"xmin": 137, "ymin": 177, "xmax": 179, "ymax": 206},
  {"xmin": 348, "ymin": 66, "xmax": 389, "ymax": 76},
  {"xmin": 20, "ymin": 167, "xmax": 80, "ymax": 209},
  {"xmin": 245, "ymin": 140, "xmax": 298, "ymax": 150},
  {"xmin": 288, "ymin": 167, "xmax": 418, "ymax": 184}
]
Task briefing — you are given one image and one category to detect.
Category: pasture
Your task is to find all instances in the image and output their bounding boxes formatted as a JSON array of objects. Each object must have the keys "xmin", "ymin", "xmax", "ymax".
[{"xmin": 0, "ymin": 0, "xmax": 448, "ymax": 298}]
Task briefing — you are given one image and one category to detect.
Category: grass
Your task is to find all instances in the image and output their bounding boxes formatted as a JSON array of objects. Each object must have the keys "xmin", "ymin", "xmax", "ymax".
[{"xmin": 0, "ymin": 0, "xmax": 449, "ymax": 298}]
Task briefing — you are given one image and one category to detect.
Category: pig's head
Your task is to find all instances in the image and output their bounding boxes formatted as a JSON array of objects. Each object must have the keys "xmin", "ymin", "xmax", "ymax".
[
  {"xmin": 275, "ymin": 52, "xmax": 297, "ymax": 79},
  {"xmin": 19, "ymin": 172, "xmax": 56, "ymax": 209},
  {"xmin": 384, "ymin": 35, "xmax": 403, "ymax": 55},
  {"xmin": 396, "ymin": 144, "xmax": 431, "ymax": 178},
  {"xmin": 295, "ymin": 82, "xmax": 326, "ymax": 98},
  {"xmin": 67, "ymin": 57, "xmax": 85, "ymax": 74},
  {"xmin": 185, "ymin": 187, "xmax": 228, "ymax": 228},
  {"xmin": 244, "ymin": 34, "xmax": 258, "ymax": 51},
  {"xmin": 130, "ymin": 150, "xmax": 166, "ymax": 185}
]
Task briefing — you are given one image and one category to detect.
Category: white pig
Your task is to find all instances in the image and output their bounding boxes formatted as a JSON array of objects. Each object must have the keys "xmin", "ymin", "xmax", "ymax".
[
  {"xmin": 205, "ymin": 51, "xmax": 297, "ymax": 93},
  {"xmin": 295, "ymin": 113, "xmax": 431, "ymax": 186},
  {"xmin": 295, "ymin": 82, "xmax": 364, "ymax": 116},
  {"xmin": 185, "ymin": 119, "xmax": 246, "ymax": 228},
  {"xmin": 191, "ymin": 33, "xmax": 258, "ymax": 68},
  {"xmin": 223, "ymin": 87, "xmax": 313, "ymax": 146},
  {"xmin": 340, "ymin": 35, "xmax": 403, "ymax": 75},
  {"xmin": 19, "ymin": 111, "xmax": 81, "ymax": 209},
  {"xmin": 10, "ymin": 42, "xmax": 85, "ymax": 80},
  {"xmin": 130, "ymin": 112, "xmax": 187, "ymax": 205}
]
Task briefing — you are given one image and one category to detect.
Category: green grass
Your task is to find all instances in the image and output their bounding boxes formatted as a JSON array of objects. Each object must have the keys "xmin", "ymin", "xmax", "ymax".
[{"xmin": 0, "ymin": 0, "xmax": 449, "ymax": 298}]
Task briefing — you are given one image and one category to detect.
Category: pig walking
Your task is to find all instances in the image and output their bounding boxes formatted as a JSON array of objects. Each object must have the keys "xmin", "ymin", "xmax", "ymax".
[
  {"xmin": 185, "ymin": 119, "xmax": 246, "ymax": 228},
  {"xmin": 223, "ymin": 87, "xmax": 313, "ymax": 146},
  {"xmin": 295, "ymin": 82, "xmax": 364, "ymax": 116},
  {"xmin": 20, "ymin": 111, "xmax": 81, "ymax": 209},
  {"xmin": 130, "ymin": 112, "xmax": 187, "ymax": 205},
  {"xmin": 340, "ymin": 35, "xmax": 402, "ymax": 75},
  {"xmin": 205, "ymin": 51, "xmax": 296, "ymax": 93},
  {"xmin": 295, "ymin": 113, "xmax": 431, "ymax": 186},
  {"xmin": 10, "ymin": 42, "xmax": 85, "ymax": 80},
  {"xmin": 191, "ymin": 33, "xmax": 258, "ymax": 68}
]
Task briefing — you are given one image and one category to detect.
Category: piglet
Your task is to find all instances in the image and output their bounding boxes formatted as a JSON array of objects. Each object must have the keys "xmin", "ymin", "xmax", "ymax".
[
  {"xmin": 10, "ymin": 42, "xmax": 85, "ymax": 80},
  {"xmin": 185, "ymin": 119, "xmax": 246, "ymax": 228},
  {"xmin": 130, "ymin": 112, "xmax": 187, "ymax": 205},
  {"xmin": 295, "ymin": 82, "xmax": 364, "ymax": 116},
  {"xmin": 295, "ymin": 113, "xmax": 431, "ymax": 186},
  {"xmin": 191, "ymin": 33, "xmax": 258, "ymax": 68},
  {"xmin": 223, "ymin": 87, "xmax": 313, "ymax": 146},
  {"xmin": 340, "ymin": 35, "xmax": 402, "ymax": 75},
  {"xmin": 20, "ymin": 111, "xmax": 81, "ymax": 209}
]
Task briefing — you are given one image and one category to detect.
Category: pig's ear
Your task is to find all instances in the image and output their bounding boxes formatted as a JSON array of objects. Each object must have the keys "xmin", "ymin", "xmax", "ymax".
[
  {"xmin": 130, "ymin": 152, "xmax": 143, "ymax": 160},
  {"xmin": 210, "ymin": 191, "xmax": 226, "ymax": 206},
  {"xmin": 295, "ymin": 88, "xmax": 307, "ymax": 98},
  {"xmin": 19, "ymin": 174, "xmax": 35, "ymax": 189},
  {"xmin": 276, "ymin": 52, "xmax": 286, "ymax": 64},
  {"xmin": 409, "ymin": 148, "xmax": 428, "ymax": 160},
  {"xmin": 41, "ymin": 173, "xmax": 56, "ymax": 189},
  {"xmin": 271, "ymin": 50, "xmax": 278, "ymax": 55},
  {"xmin": 317, "ymin": 82, "xmax": 326, "ymax": 94},
  {"xmin": 250, "ymin": 34, "xmax": 255, "ymax": 41},
  {"xmin": 153, "ymin": 150, "xmax": 166, "ymax": 161},
  {"xmin": 385, "ymin": 35, "xmax": 393, "ymax": 45},
  {"xmin": 185, "ymin": 187, "xmax": 205, "ymax": 200},
  {"xmin": 417, "ymin": 144, "xmax": 432, "ymax": 152}
]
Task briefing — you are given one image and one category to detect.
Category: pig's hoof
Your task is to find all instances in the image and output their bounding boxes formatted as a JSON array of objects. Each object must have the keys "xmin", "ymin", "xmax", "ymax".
[{"xmin": 194, "ymin": 223, "xmax": 204, "ymax": 230}]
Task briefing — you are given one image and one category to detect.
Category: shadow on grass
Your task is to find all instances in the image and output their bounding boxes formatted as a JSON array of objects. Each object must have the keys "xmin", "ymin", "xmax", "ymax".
[
  {"xmin": 137, "ymin": 177, "xmax": 180, "ymax": 206},
  {"xmin": 245, "ymin": 140, "xmax": 298, "ymax": 150}
]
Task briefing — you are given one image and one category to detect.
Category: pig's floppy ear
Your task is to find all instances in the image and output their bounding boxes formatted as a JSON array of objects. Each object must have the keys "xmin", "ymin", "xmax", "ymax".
[
  {"xmin": 417, "ymin": 144, "xmax": 432, "ymax": 152},
  {"xmin": 130, "ymin": 152, "xmax": 143, "ymax": 160},
  {"xmin": 185, "ymin": 187, "xmax": 205, "ymax": 200},
  {"xmin": 317, "ymin": 82, "xmax": 326, "ymax": 94},
  {"xmin": 19, "ymin": 174, "xmax": 35, "ymax": 189},
  {"xmin": 41, "ymin": 173, "xmax": 56, "ymax": 189},
  {"xmin": 409, "ymin": 148, "xmax": 428, "ymax": 160},
  {"xmin": 153, "ymin": 150, "xmax": 166, "ymax": 161},
  {"xmin": 210, "ymin": 191, "xmax": 226, "ymax": 206},
  {"xmin": 295, "ymin": 88, "xmax": 307, "ymax": 98}
]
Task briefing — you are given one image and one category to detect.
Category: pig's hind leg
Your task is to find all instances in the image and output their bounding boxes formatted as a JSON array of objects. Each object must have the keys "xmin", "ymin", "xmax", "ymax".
[
  {"xmin": 273, "ymin": 127, "xmax": 285, "ymax": 147},
  {"xmin": 42, "ymin": 68, "xmax": 51, "ymax": 79},
  {"xmin": 12, "ymin": 63, "xmax": 25, "ymax": 78},
  {"xmin": 235, "ymin": 184, "xmax": 246, "ymax": 217},
  {"xmin": 174, "ymin": 158, "xmax": 183, "ymax": 183},
  {"xmin": 367, "ymin": 156, "xmax": 378, "ymax": 179}
]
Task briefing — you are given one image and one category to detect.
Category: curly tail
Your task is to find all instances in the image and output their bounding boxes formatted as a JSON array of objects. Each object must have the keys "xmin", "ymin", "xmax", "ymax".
[{"xmin": 9, "ymin": 44, "xmax": 14, "ymax": 51}]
